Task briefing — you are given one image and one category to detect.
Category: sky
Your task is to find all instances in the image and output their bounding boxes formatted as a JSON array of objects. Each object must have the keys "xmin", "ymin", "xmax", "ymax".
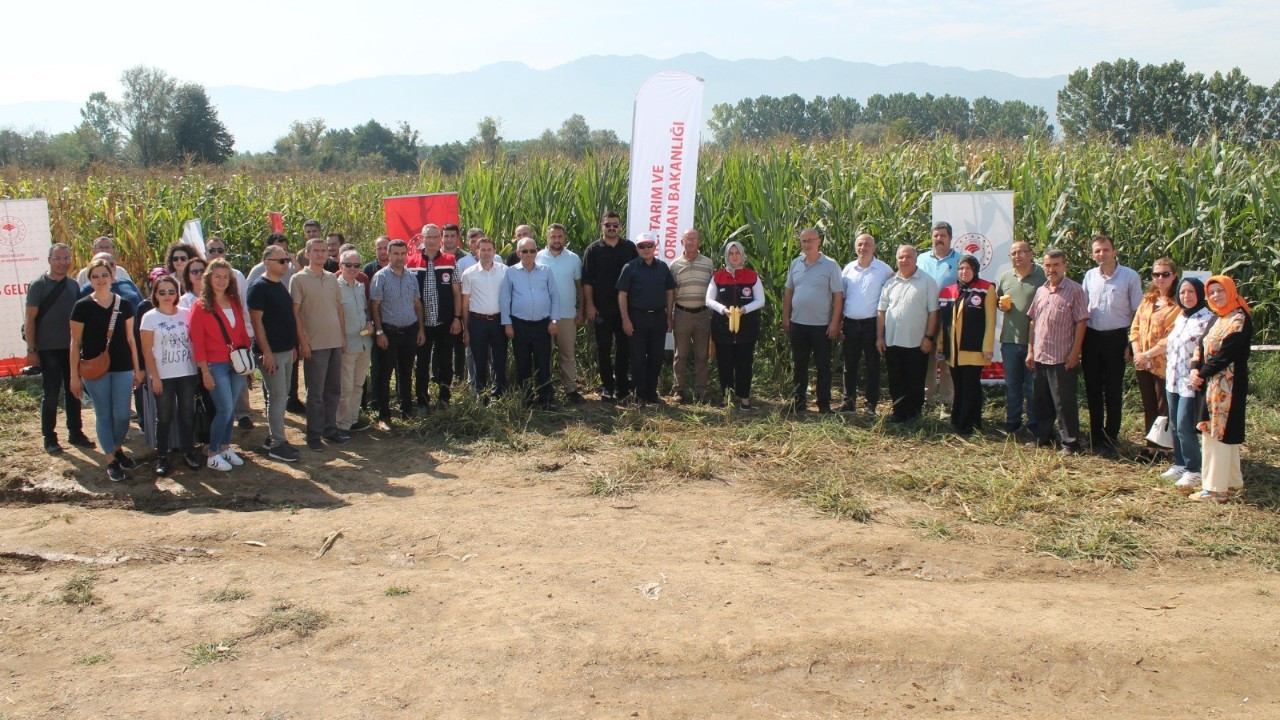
[{"xmin": 6, "ymin": 0, "xmax": 1279, "ymax": 104}]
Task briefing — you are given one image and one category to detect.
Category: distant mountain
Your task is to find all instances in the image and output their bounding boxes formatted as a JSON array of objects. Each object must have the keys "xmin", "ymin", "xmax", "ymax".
[{"xmin": 0, "ymin": 53, "xmax": 1066, "ymax": 153}]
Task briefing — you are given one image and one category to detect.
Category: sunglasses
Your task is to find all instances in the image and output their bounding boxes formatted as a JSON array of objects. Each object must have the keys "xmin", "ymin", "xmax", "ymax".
[
  {"xmin": 637, "ymin": 244, "xmax": 656, "ymax": 249},
  {"xmin": 207, "ymin": 247, "xmax": 226, "ymax": 254},
  {"xmin": 190, "ymin": 268, "xmax": 205, "ymax": 275},
  {"xmin": 156, "ymin": 289, "xmax": 178, "ymax": 296},
  {"xmin": 1151, "ymin": 271, "xmax": 1173, "ymax": 278},
  {"xmin": 341, "ymin": 262, "xmax": 361, "ymax": 268},
  {"xmin": 518, "ymin": 249, "xmax": 537, "ymax": 255},
  {"xmin": 603, "ymin": 223, "xmax": 620, "ymax": 229},
  {"xmin": 171, "ymin": 255, "xmax": 189, "ymax": 262},
  {"xmin": 268, "ymin": 257, "xmax": 291, "ymax": 264}
]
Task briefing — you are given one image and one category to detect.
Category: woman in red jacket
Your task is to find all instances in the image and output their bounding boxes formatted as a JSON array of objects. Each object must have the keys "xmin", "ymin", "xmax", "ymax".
[{"xmin": 189, "ymin": 259, "xmax": 251, "ymax": 472}]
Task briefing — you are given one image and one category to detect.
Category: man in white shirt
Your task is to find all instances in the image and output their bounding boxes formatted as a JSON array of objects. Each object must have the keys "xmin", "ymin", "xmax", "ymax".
[
  {"xmin": 461, "ymin": 237, "xmax": 508, "ymax": 400},
  {"xmin": 840, "ymin": 233, "xmax": 893, "ymax": 414}
]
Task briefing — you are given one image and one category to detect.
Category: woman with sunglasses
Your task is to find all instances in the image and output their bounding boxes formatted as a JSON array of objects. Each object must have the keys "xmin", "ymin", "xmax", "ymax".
[
  {"xmin": 140, "ymin": 274, "xmax": 202, "ymax": 475},
  {"xmin": 1128, "ymin": 258, "xmax": 1180, "ymax": 452},
  {"xmin": 165, "ymin": 243, "xmax": 200, "ymax": 292},
  {"xmin": 69, "ymin": 258, "xmax": 144, "ymax": 482},
  {"xmin": 179, "ymin": 258, "xmax": 206, "ymax": 310},
  {"xmin": 189, "ymin": 259, "xmax": 252, "ymax": 472}
]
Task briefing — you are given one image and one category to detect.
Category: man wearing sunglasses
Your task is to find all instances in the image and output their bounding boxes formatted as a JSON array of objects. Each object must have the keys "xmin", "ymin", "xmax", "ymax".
[
  {"xmin": 502, "ymin": 236, "xmax": 560, "ymax": 408},
  {"xmin": 581, "ymin": 211, "xmax": 638, "ymax": 402},
  {"xmin": 248, "ymin": 245, "xmax": 301, "ymax": 462}
]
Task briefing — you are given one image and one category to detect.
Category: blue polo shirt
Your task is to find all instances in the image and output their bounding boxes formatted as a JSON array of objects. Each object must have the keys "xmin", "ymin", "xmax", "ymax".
[{"xmin": 919, "ymin": 248, "xmax": 960, "ymax": 293}]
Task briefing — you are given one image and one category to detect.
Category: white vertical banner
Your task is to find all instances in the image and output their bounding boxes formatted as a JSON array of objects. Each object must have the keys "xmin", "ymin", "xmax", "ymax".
[
  {"xmin": 181, "ymin": 218, "xmax": 206, "ymax": 257},
  {"xmin": 627, "ymin": 71, "xmax": 705, "ymax": 263},
  {"xmin": 932, "ymin": 191, "xmax": 1015, "ymax": 380},
  {"xmin": 0, "ymin": 199, "xmax": 54, "ymax": 376}
]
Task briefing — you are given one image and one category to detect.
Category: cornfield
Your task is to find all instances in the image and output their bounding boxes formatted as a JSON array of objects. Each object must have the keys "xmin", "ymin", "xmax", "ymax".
[{"xmin": 3, "ymin": 136, "xmax": 1277, "ymax": 391}]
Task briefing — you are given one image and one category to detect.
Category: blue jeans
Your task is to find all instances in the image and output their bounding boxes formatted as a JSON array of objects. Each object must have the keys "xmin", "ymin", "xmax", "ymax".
[
  {"xmin": 1002, "ymin": 343, "xmax": 1037, "ymax": 433},
  {"xmin": 1166, "ymin": 391, "xmax": 1203, "ymax": 472},
  {"xmin": 207, "ymin": 362, "xmax": 246, "ymax": 452},
  {"xmin": 84, "ymin": 371, "xmax": 133, "ymax": 456}
]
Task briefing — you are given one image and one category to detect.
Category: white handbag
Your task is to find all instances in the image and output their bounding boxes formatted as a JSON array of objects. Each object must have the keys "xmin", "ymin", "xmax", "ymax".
[{"xmin": 1145, "ymin": 415, "xmax": 1173, "ymax": 448}]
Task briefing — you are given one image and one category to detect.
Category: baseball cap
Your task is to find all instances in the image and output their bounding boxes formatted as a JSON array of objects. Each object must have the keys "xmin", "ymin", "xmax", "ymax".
[{"xmin": 636, "ymin": 232, "xmax": 658, "ymax": 247}]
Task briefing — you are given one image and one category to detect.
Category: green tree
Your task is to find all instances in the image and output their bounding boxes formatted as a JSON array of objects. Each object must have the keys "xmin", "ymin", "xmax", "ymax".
[
  {"xmin": 556, "ymin": 114, "xmax": 592, "ymax": 156},
  {"xmin": 78, "ymin": 91, "xmax": 121, "ymax": 162},
  {"xmin": 475, "ymin": 116, "xmax": 502, "ymax": 162},
  {"xmin": 117, "ymin": 65, "xmax": 177, "ymax": 167},
  {"xmin": 170, "ymin": 83, "xmax": 234, "ymax": 164}
]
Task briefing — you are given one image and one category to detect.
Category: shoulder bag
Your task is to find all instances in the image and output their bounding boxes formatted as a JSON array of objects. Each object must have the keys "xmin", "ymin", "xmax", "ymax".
[
  {"xmin": 78, "ymin": 294, "xmax": 120, "ymax": 381},
  {"xmin": 211, "ymin": 303, "xmax": 256, "ymax": 376}
]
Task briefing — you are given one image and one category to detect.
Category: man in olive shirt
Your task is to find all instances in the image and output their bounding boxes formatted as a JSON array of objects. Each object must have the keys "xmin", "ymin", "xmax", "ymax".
[
  {"xmin": 782, "ymin": 228, "xmax": 844, "ymax": 414},
  {"xmin": 995, "ymin": 241, "xmax": 1046, "ymax": 435},
  {"xmin": 291, "ymin": 237, "xmax": 347, "ymax": 450},
  {"xmin": 668, "ymin": 229, "xmax": 714, "ymax": 403},
  {"xmin": 617, "ymin": 233, "xmax": 676, "ymax": 405},
  {"xmin": 26, "ymin": 243, "xmax": 94, "ymax": 454}
]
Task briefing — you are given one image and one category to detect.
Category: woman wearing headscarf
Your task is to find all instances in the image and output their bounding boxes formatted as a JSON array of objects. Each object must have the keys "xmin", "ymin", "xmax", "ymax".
[
  {"xmin": 1129, "ymin": 258, "xmax": 1181, "ymax": 452},
  {"xmin": 938, "ymin": 255, "xmax": 995, "ymax": 435},
  {"xmin": 705, "ymin": 241, "xmax": 766, "ymax": 410},
  {"xmin": 1187, "ymin": 275, "xmax": 1252, "ymax": 502},
  {"xmin": 1160, "ymin": 278, "xmax": 1214, "ymax": 487}
]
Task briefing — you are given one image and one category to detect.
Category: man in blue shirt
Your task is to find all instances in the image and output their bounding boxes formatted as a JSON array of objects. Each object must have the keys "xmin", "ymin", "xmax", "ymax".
[
  {"xmin": 1081, "ymin": 234, "xmax": 1143, "ymax": 454},
  {"xmin": 501, "ymin": 237, "xmax": 560, "ymax": 408},
  {"xmin": 617, "ymin": 233, "xmax": 675, "ymax": 405},
  {"xmin": 783, "ymin": 227, "xmax": 844, "ymax": 414},
  {"xmin": 839, "ymin": 233, "xmax": 893, "ymax": 414},
  {"xmin": 918, "ymin": 220, "xmax": 960, "ymax": 417}
]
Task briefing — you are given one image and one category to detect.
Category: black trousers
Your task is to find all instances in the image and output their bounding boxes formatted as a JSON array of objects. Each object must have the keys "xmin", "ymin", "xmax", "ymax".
[
  {"xmin": 156, "ymin": 374, "xmax": 197, "ymax": 453},
  {"xmin": 511, "ymin": 317, "xmax": 553, "ymax": 405},
  {"xmin": 451, "ymin": 330, "xmax": 467, "ymax": 385},
  {"xmin": 627, "ymin": 310, "xmax": 666, "ymax": 401},
  {"xmin": 593, "ymin": 312, "xmax": 631, "ymax": 397},
  {"xmin": 716, "ymin": 341, "xmax": 756, "ymax": 400},
  {"xmin": 1082, "ymin": 327, "xmax": 1128, "ymax": 449},
  {"xmin": 790, "ymin": 323, "xmax": 833, "ymax": 409},
  {"xmin": 468, "ymin": 317, "xmax": 507, "ymax": 397},
  {"xmin": 1035, "ymin": 362, "xmax": 1082, "ymax": 448},
  {"xmin": 38, "ymin": 348, "xmax": 83, "ymax": 441},
  {"xmin": 841, "ymin": 317, "xmax": 880, "ymax": 410},
  {"xmin": 885, "ymin": 345, "xmax": 929, "ymax": 420},
  {"xmin": 949, "ymin": 364, "xmax": 984, "ymax": 434},
  {"xmin": 415, "ymin": 322, "xmax": 454, "ymax": 406},
  {"xmin": 376, "ymin": 325, "xmax": 418, "ymax": 420}
]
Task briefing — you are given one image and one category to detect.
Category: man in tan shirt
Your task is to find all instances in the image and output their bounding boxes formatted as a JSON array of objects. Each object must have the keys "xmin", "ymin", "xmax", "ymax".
[{"xmin": 291, "ymin": 237, "xmax": 347, "ymax": 450}]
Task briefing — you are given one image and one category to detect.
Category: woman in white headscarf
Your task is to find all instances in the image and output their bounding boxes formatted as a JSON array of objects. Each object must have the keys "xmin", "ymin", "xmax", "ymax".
[{"xmin": 705, "ymin": 241, "xmax": 766, "ymax": 410}]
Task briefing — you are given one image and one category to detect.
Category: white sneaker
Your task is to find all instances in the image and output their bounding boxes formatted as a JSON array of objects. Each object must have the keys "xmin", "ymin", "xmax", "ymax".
[
  {"xmin": 1176, "ymin": 471, "xmax": 1201, "ymax": 488},
  {"xmin": 222, "ymin": 449, "xmax": 244, "ymax": 466},
  {"xmin": 1160, "ymin": 465, "xmax": 1186, "ymax": 479},
  {"xmin": 207, "ymin": 454, "xmax": 233, "ymax": 472}
]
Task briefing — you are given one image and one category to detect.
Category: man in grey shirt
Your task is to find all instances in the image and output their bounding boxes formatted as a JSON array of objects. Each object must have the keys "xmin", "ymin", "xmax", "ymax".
[
  {"xmin": 26, "ymin": 243, "xmax": 94, "ymax": 454},
  {"xmin": 782, "ymin": 227, "xmax": 844, "ymax": 413},
  {"xmin": 1081, "ymin": 234, "xmax": 1143, "ymax": 453},
  {"xmin": 877, "ymin": 245, "xmax": 940, "ymax": 423}
]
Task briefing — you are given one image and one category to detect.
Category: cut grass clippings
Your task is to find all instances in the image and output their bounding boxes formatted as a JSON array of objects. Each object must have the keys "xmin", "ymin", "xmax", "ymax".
[{"xmin": 251, "ymin": 601, "xmax": 329, "ymax": 639}]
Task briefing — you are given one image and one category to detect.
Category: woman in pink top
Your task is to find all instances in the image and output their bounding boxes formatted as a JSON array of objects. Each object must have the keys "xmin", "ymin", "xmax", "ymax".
[{"xmin": 188, "ymin": 259, "xmax": 251, "ymax": 472}]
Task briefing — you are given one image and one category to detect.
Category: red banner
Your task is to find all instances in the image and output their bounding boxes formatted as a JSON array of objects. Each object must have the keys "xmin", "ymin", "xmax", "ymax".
[
  {"xmin": 268, "ymin": 212, "xmax": 284, "ymax": 234},
  {"xmin": 383, "ymin": 193, "xmax": 459, "ymax": 254}
]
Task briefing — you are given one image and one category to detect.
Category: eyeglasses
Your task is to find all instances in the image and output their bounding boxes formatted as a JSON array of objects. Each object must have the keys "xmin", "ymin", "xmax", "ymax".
[
  {"xmin": 156, "ymin": 289, "xmax": 177, "ymax": 296},
  {"xmin": 518, "ymin": 249, "xmax": 537, "ymax": 254},
  {"xmin": 603, "ymin": 223, "xmax": 620, "ymax": 229},
  {"xmin": 1151, "ymin": 271, "xmax": 1173, "ymax": 278},
  {"xmin": 341, "ymin": 262, "xmax": 361, "ymax": 268},
  {"xmin": 207, "ymin": 247, "xmax": 226, "ymax": 254},
  {"xmin": 267, "ymin": 258, "xmax": 291, "ymax": 264},
  {"xmin": 51, "ymin": 255, "xmax": 73, "ymax": 262},
  {"xmin": 171, "ymin": 255, "xmax": 189, "ymax": 262},
  {"xmin": 1009, "ymin": 249, "xmax": 1030, "ymax": 256}
]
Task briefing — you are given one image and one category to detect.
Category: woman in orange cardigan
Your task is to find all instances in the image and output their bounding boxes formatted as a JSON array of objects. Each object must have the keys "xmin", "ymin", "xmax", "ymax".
[{"xmin": 188, "ymin": 259, "xmax": 252, "ymax": 472}]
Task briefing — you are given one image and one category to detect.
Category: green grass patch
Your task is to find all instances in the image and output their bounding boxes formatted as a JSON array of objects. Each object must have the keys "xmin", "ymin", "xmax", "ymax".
[
  {"xmin": 187, "ymin": 639, "xmax": 238, "ymax": 667},
  {"xmin": 1033, "ymin": 516, "xmax": 1147, "ymax": 569},
  {"xmin": 76, "ymin": 652, "xmax": 113, "ymax": 666},
  {"xmin": 384, "ymin": 585, "xmax": 412, "ymax": 597},
  {"xmin": 59, "ymin": 572, "xmax": 98, "ymax": 607}
]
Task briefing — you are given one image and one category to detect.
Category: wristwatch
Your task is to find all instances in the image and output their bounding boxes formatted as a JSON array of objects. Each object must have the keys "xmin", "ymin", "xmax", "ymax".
[
  {"xmin": 375, "ymin": 329, "xmax": 384, "ymax": 336},
  {"xmin": 924, "ymin": 334, "xmax": 935, "ymax": 341}
]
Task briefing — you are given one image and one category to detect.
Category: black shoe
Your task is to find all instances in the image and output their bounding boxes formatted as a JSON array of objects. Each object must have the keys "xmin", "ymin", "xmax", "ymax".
[
  {"xmin": 400, "ymin": 411, "xmax": 413, "ymax": 421},
  {"xmin": 68, "ymin": 432, "xmax": 95, "ymax": 449},
  {"xmin": 106, "ymin": 460, "xmax": 125, "ymax": 482},
  {"xmin": 1059, "ymin": 445, "xmax": 1081, "ymax": 456},
  {"xmin": 156, "ymin": 454, "xmax": 171, "ymax": 477},
  {"xmin": 114, "ymin": 450, "xmax": 136, "ymax": 472},
  {"xmin": 567, "ymin": 391, "xmax": 586, "ymax": 404},
  {"xmin": 350, "ymin": 418, "xmax": 372, "ymax": 432},
  {"xmin": 599, "ymin": 391, "xmax": 616, "ymax": 402},
  {"xmin": 286, "ymin": 398, "xmax": 306, "ymax": 414},
  {"xmin": 183, "ymin": 451, "xmax": 203, "ymax": 470},
  {"xmin": 44, "ymin": 438, "xmax": 63, "ymax": 455},
  {"xmin": 237, "ymin": 416, "xmax": 254, "ymax": 430},
  {"xmin": 324, "ymin": 432, "xmax": 350, "ymax": 445},
  {"xmin": 738, "ymin": 400, "xmax": 754, "ymax": 411},
  {"xmin": 818, "ymin": 406, "xmax": 835, "ymax": 415},
  {"xmin": 838, "ymin": 401, "xmax": 856, "ymax": 413},
  {"xmin": 786, "ymin": 401, "xmax": 807, "ymax": 414},
  {"xmin": 267, "ymin": 443, "xmax": 301, "ymax": 463},
  {"xmin": 307, "ymin": 437, "xmax": 325, "ymax": 451}
]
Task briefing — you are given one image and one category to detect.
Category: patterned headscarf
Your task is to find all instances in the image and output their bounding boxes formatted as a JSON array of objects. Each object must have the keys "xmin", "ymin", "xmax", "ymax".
[
  {"xmin": 1205, "ymin": 275, "xmax": 1251, "ymax": 317},
  {"xmin": 1177, "ymin": 277, "xmax": 1206, "ymax": 318}
]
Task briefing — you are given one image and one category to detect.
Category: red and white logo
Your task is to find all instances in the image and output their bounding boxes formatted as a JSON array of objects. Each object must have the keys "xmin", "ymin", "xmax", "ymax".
[
  {"xmin": 0, "ymin": 216, "xmax": 26, "ymax": 247},
  {"xmin": 970, "ymin": 294, "xmax": 984, "ymax": 307},
  {"xmin": 741, "ymin": 286, "xmax": 752, "ymax": 298},
  {"xmin": 954, "ymin": 232, "xmax": 993, "ymax": 270},
  {"xmin": 441, "ymin": 272, "xmax": 451, "ymax": 283}
]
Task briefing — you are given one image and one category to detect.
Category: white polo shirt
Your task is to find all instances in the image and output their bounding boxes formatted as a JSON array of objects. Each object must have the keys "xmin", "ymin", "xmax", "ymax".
[{"xmin": 461, "ymin": 262, "xmax": 507, "ymax": 315}]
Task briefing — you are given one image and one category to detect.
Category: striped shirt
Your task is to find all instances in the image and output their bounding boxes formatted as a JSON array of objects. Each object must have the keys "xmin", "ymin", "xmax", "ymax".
[
  {"xmin": 669, "ymin": 253, "xmax": 714, "ymax": 309},
  {"xmin": 1027, "ymin": 278, "xmax": 1089, "ymax": 365}
]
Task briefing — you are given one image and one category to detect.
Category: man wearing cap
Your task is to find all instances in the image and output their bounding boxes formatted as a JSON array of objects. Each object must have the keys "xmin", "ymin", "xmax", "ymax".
[
  {"xmin": 668, "ymin": 229, "xmax": 715, "ymax": 404},
  {"xmin": 617, "ymin": 233, "xmax": 676, "ymax": 405},
  {"xmin": 783, "ymin": 228, "xmax": 844, "ymax": 413},
  {"xmin": 919, "ymin": 220, "xmax": 960, "ymax": 417},
  {"xmin": 582, "ymin": 211, "xmax": 638, "ymax": 401}
]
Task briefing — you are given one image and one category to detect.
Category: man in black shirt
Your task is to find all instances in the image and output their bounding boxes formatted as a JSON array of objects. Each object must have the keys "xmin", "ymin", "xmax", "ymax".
[
  {"xmin": 25, "ymin": 243, "xmax": 94, "ymax": 454},
  {"xmin": 248, "ymin": 245, "xmax": 301, "ymax": 462},
  {"xmin": 581, "ymin": 211, "xmax": 638, "ymax": 401},
  {"xmin": 617, "ymin": 233, "xmax": 676, "ymax": 405}
]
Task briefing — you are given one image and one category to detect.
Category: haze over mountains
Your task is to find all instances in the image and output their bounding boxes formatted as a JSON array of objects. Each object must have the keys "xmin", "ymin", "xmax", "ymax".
[{"xmin": 0, "ymin": 53, "xmax": 1066, "ymax": 153}]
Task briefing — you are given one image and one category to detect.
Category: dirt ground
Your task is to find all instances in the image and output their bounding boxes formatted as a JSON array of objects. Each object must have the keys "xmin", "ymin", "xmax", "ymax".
[{"xmin": 1, "ymin": 390, "xmax": 1278, "ymax": 720}]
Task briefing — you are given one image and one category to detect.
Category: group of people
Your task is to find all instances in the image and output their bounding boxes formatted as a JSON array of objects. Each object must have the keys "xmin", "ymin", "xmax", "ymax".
[{"xmin": 23, "ymin": 214, "xmax": 1253, "ymax": 502}]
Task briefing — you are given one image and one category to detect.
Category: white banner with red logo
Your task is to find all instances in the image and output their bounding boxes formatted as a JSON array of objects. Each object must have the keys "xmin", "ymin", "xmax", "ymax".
[
  {"xmin": 932, "ymin": 191, "xmax": 1015, "ymax": 380},
  {"xmin": 0, "ymin": 199, "xmax": 53, "ymax": 376},
  {"xmin": 627, "ymin": 71, "xmax": 705, "ymax": 262}
]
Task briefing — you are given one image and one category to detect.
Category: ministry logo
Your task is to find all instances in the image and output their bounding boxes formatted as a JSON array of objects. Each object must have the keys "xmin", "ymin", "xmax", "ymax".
[
  {"xmin": 954, "ymin": 232, "xmax": 993, "ymax": 269},
  {"xmin": 0, "ymin": 216, "xmax": 26, "ymax": 247}
]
